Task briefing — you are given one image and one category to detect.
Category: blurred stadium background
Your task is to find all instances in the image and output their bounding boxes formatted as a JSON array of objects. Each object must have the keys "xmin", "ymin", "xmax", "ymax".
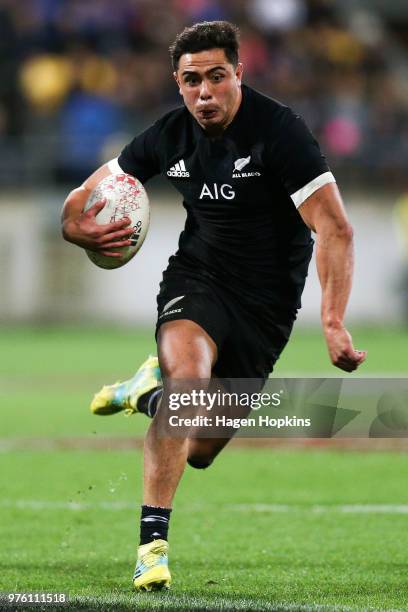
[{"xmin": 1, "ymin": 0, "xmax": 408, "ymax": 327}]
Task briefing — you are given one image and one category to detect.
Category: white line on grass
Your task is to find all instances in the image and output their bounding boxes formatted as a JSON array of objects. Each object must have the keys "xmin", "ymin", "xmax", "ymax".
[
  {"xmin": 229, "ymin": 503, "xmax": 408, "ymax": 514},
  {"xmin": 2, "ymin": 500, "xmax": 408, "ymax": 514},
  {"xmin": 0, "ymin": 500, "xmax": 138, "ymax": 511}
]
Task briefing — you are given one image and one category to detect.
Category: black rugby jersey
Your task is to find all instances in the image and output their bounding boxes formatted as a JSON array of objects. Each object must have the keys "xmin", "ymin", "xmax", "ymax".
[{"xmin": 118, "ymin": 85, "xmax": 332, "ymax": 310}]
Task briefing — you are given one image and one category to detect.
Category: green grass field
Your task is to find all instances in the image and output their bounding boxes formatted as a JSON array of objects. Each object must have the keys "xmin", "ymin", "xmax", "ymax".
[{"xmin": 1, "ymin": 325, "xmax": 408, "ymax": 611}]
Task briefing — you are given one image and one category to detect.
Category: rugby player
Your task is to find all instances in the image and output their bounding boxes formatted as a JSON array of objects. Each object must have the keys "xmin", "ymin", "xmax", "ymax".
[{"xmin": 61, "ymin": 21, "xmax": 366, "ymax": 591}]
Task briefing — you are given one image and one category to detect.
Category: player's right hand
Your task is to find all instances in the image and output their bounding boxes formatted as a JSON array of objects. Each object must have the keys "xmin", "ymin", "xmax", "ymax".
[{"xmin": 63, "ymin": 199, "xmax": 135, "ymax": 257}]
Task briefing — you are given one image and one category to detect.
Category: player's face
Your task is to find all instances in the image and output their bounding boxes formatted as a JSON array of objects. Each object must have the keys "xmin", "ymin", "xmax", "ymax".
[{"xmin": 174, "ymin": 48, "xmax": 243, "ymax": 135}]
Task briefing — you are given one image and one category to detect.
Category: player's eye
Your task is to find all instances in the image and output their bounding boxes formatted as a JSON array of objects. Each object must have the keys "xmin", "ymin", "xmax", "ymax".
[
  {"xmin": 211, "ymin": 73, "xmax": 224, "ymax": 82},
  {"xmin": 184, "ymin": 75, "xmax": 200, "ymax": 86}
]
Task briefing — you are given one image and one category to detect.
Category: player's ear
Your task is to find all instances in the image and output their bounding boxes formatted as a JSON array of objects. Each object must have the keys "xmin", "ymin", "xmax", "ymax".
[
  {"xmin": 235, "ymin": 62, "xmax": 243, "ymax": 86},
  {"xmin": 173, "ymin": 72, "xmax": 182, "ymax": 95}
]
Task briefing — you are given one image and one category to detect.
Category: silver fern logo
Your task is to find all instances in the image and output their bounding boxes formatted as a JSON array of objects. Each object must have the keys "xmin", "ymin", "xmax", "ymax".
[
  {"xmin": 234, "ymin": 156, "xmax": 251, "ymax": 172},
  {"xmin": 162, "ymin": 296, "xmax": 184, "ymax": 314}
]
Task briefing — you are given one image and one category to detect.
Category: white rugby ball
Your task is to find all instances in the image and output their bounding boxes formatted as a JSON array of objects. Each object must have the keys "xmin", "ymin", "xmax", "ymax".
[{"xmin": 84, "ymin": 173, "xmax": 150, "ymax": 269}]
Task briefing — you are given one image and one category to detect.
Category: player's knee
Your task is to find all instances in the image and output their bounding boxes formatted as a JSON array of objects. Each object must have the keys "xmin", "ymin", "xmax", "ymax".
[
  {"xmin": 187, "ymin": 454, "xmax": 214, "ymax": 470},
  {"xmin": 160, "ymin": 358, "xmax": 211, "ymax": 380}
]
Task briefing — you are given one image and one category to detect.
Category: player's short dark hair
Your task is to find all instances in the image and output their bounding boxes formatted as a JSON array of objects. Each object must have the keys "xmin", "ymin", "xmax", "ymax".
[{"xmin": 169, "ymin": 21, "xmax": 240, "ymax": 71}]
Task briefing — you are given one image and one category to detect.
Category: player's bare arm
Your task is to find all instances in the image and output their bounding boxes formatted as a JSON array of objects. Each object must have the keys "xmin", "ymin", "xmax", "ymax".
[
  {"xmin": 61, "ymin": 163, "xmax": 134, "ymax": 257},
  {"xmin": 298, "ymin": 182, "xmax": 367, "ymax": 372}
]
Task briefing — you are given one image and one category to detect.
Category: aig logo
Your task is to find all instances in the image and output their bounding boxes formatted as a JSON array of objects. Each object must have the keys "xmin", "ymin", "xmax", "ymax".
[{"xmin": 199, "ymin": 183, "xmax": 235, "ymax": 200}]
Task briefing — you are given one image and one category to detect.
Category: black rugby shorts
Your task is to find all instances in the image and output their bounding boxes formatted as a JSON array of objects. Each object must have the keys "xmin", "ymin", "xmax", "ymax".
[{"xmin": 155, "ymin": 257, "xmax": 297, "ymax": 383}]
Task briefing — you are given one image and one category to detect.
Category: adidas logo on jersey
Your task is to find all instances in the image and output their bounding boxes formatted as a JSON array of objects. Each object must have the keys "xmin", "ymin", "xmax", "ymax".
[{"xmin": 167, "ymin": 159, "xmax": 190, "ymax": 178}]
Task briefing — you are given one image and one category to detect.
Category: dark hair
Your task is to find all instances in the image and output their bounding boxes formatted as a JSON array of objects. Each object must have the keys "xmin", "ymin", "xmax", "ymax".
[{"xmin": 169, "ymin": 21, "xmax": 240, "ymax": 71}]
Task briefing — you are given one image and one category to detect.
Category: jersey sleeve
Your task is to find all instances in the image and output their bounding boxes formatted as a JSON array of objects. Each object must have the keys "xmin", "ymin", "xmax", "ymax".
[
  {"xmin": 117, "ymin": 121, "xmax": 161, "ymax": 183},
  {"xmin": 271, "ymin": 111, "xmax": 335, "ymax": 208}
]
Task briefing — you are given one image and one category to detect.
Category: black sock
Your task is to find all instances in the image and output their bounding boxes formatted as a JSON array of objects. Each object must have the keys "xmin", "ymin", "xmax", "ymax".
[
  {"xmin": 140, "ymin": 505, "xmax": 172, "ymax": 545},
  {"xmin": 137, "ymin": 388, "xmax": 162, "ymax": 418}
]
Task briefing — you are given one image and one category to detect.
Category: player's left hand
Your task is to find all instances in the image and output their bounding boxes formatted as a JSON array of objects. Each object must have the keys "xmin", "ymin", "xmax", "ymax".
[{"xmin": 323, "ymin": 324, "xmax": 367, "ymax": 372}]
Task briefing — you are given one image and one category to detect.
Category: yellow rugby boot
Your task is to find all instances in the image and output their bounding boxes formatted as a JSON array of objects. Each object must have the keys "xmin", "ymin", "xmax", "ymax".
[
  {"xmin": 90, "ymin": 355, "xmax": 161, "ymax": 416},
  {"xmin": 133, "ymin": 539, "xmax": 171, "ymax": 592}
]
